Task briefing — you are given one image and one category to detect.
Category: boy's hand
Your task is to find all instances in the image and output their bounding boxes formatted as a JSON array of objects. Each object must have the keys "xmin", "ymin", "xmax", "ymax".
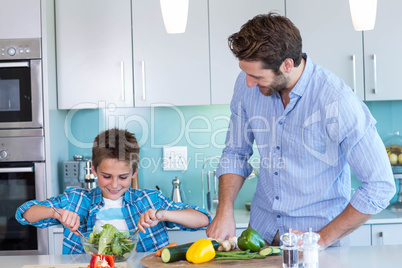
[
  {"xmin": 137, "ymin": 208, "xmax": 163, "ymax": 234},
  {"xmin": 52, "ymin": 207, "xmax": 81, "ymax": 236}
]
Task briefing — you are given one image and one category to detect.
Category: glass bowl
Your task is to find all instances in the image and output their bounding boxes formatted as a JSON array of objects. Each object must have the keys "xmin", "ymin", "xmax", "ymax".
[{"xmin": 80, "ymin": 231, "xmax": 138, "ymax": 262}]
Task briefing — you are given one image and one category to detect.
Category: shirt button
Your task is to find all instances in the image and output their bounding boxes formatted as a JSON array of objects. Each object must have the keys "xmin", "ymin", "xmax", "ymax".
[
  {"xmin": 277, "ymin": 215, "xmax": 281, "ymax": 218},
  {"xmin": 275, "ymin": 196, "xmax": 279, "ymax": 200},
  {"xmin": 274, "ymin": 172, "xmax": 278, "ymax": 175},
  {"xmin": 278, "ymin": 121, "xmax": 283, "ymax": 125},
  {"xmin": 276, "ymin": 146, "xmax": 280, "ymax": 150}
]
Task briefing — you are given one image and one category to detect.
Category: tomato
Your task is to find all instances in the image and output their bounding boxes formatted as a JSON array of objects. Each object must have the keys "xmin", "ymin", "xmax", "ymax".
[{"xmin": 89, "ymin": 254, "xmax": 115, "ymax": 268}]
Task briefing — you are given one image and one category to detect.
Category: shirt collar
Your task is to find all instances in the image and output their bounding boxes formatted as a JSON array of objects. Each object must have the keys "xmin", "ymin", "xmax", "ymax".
[{"xmin": 289, "ymin": 53, "xmax": 313, "ymax": 98}]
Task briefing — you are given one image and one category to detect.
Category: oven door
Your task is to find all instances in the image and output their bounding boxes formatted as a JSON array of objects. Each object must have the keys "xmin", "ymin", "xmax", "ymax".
[
  {"xmin": 0, "ymin": 162, "xmax": 48, "ymax": 255},
  {"xmin": 0, "ymin": 60, "xmax": 43, "ymax": 129}
]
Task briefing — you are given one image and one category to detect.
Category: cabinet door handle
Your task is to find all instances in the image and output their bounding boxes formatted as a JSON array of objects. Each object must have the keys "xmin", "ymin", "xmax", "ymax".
[
  {"xmin": 121, "ymin": 62, "xmax": 125, "ymax": 101},
  {"xmin": 380, "ymin": 231, "xmax": 384, "ymax": 246},
  {"xmin": 352, "ymin": 55, "xmax": 357, "ymax": 94},
  {"xmin": 141, "ymin": 60, "xmax": 146, "ymax": 101},
  {"xmin": 373, "ymin": 54, "xmax": 378, "ymax": 94}
]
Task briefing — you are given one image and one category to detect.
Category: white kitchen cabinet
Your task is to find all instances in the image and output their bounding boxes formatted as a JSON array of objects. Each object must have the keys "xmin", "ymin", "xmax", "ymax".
[
  {"xmin": 55, "ymin": 0, "xmax": 133, "ymax": 109},
  {"xmin": 363, "ymin": 0, "xmax": 402, "ymax": 101},
  {"xmin": 286, "ymin": 0, "xmax": 365, "ymax": 100},
  {"xmin": 0, "ymin": 0, "xmax": 41, "ymax": 39},
  {"xmin": 209, "ymin": 0, "xmax": 285, "ymax": 105},
  {"xmin": 50, "ymin": 227, "xmax": 63, "ymax": 255},
  {"xmin": 349, "ymin": 225, "xmax": 371, "ymax": 247},
  {"xmin": 371, "ymin": 224, "xmax": 402, "ymax": 246},
  {"xmin": 132, "ymin": 0, "xmax": 210, "ymax": 107}
]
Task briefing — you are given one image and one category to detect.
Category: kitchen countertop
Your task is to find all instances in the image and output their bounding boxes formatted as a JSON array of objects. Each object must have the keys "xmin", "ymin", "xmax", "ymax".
[{"xmin": 4, "ymin": 245, "xmax": 402, "ymax": 268}]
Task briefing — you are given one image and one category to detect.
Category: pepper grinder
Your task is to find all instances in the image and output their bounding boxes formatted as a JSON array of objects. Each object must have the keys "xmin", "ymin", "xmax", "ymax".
[
  {"xmin": 85, "ymin": 159, "xmax": 96, "ymax": 190},
  {"xmin": 280, "ymin": 228, "xmax": 300, "ymax": 268},
  {"xmin": 171, "ymin": 177, "xmax": 183, "ymax": 203}
]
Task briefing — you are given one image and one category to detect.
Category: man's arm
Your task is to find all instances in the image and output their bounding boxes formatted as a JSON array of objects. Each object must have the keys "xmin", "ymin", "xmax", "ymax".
[
  {"xmin": 317, "ymin": 203, "xmax": 371, "ymax": 248},
  {"xmin": 206, "ymin": 173, "xmax": 245, "ymax": 240}
]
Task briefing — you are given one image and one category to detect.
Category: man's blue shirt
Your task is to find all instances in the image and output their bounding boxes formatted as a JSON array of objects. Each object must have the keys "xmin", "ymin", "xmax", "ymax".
[{"xmin": 216, "ymin": 54, "xmax": 395, "ymax": 245}]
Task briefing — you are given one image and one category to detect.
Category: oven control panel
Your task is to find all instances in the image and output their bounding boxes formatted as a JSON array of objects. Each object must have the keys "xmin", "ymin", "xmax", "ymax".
[
  {"xmin": 0, "ymin": 149, "xmax": 8, "ymax": 159},
  {"xmin": 0, "ymin": 38, "xmax": 41, "ymax": 60}
]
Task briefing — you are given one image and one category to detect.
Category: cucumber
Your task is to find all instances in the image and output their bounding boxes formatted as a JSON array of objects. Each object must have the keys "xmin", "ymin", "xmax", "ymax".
[
  {"xmin": 161, "ymin": 240, "xmax": 219, "ymax": 263},
  {"xmin": 259, "ymin": 247, "xmax": 273, "ymax": 256},
  {"xmin": 271, "ymin": 247, "xmax": 283, "ymax": 255}
]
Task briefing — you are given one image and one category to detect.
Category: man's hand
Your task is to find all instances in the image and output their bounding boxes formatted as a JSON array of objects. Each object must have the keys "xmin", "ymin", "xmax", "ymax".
[
  {"xmin": 206, "ymin": 208, "xmax": 236, "ymax": 240},
  {"xmin": 206, "ymin": 173, "xmax": 245, "ymax": 239}
]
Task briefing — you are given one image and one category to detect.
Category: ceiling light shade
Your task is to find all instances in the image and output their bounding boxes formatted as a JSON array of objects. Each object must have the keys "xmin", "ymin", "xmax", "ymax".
[
  {"xmin": 160, "ymin": 0, "xmax": 189, "ymax": 34},
  {"xmin": 349, "ymin": 0, "xmax": 377, "ymax": 31}
]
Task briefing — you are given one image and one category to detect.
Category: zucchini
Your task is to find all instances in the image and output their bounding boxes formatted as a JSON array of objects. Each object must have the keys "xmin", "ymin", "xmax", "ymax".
[{"xmin": 161, "ymin": 240, "xmax": 219, "ymax": 263}]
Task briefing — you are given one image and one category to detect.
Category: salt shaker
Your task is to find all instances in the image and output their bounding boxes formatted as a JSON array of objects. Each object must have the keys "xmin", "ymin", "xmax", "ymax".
[
  {"xmin": 280, "ymin": 228, "xmax": 300, "ymax": 268},
  {"xmin": 301, "ymin": 228, "xmax": 320, "ymax": 268}
]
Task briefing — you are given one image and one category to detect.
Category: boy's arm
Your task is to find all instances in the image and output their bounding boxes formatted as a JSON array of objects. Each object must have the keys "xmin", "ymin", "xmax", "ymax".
[
  {"xmin": 22, "ymin": 204, "xmax": 58, "ymax": 222},
  {"xmin": 137, "ymin": 208, "xmax": 209, "ymax": 233},
  {"xmin": 23, "ymin": 204, "xmax": 81, "ymax": 235}
]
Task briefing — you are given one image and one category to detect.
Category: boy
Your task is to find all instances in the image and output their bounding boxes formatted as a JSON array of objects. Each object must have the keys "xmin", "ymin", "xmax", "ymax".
[{"xmin": 15, "ymin": 128, "xmax": 210, "ymax": 254}]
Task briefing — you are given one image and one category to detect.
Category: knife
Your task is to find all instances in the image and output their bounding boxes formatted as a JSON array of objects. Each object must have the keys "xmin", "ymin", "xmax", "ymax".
[{"xmin": 206, "ymin": 171, "xmax": 211, "ymax": 212}]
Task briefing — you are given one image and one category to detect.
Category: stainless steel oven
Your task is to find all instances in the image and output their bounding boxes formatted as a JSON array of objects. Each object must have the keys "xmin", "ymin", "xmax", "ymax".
[
  {"xmin": 0, "ymin": 38, "xmax": 43, "ymax": 129},
  {"xmin": 0, "ymin": 38, "xmax": 48, "ymax": 255},
  {"xmin": 0, "ymin": 129, "xmax": 48, "ymax": 255}
]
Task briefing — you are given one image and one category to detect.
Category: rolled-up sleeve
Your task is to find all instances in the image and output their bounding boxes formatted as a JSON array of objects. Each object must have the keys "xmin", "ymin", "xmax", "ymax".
[
  {"xmin": 15, "ymin": 198, "xmax": 60, "ymax": 228},
  {"xmin": 348, "ymin": 124, "xmax": 396, "ymax": 214},
  {"xmin": 216, "ymin": 72, "xmax": 254, "ymax": 179}
]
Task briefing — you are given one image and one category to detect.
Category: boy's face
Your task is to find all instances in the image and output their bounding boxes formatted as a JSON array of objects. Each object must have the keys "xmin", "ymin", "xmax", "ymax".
[{"xmin": 92, "ymin": 158, "xmax": 137, "ymax": 200}]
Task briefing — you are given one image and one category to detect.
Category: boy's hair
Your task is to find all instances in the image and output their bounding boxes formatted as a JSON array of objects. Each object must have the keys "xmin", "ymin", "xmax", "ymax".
[
  {"xmin": 92, "ymin": 128, "xmax": 140, "ymax": 172},
  {"xmin": 228, "ymin": 12, "xmax": 302, "ymax": 74}
]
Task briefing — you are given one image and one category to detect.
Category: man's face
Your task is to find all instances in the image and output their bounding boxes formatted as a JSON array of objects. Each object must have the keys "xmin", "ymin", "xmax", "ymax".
[
  {"xmin": 239, "ymin": 60, "xmax": 289, "ymax": 96},
  {"xmin": 92, "ymin": 158, "xmax": 136, "ymax": 200}
]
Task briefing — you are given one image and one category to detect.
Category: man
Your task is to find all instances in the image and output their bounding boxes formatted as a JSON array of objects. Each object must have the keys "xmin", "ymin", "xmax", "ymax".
[{"xmin": 206, "ymin": 12, "xmax": 395, "ymax": 248}]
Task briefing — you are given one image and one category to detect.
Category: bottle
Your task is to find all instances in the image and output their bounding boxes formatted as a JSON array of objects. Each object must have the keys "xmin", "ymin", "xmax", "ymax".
[
  {"xmin": 301, "ymin": 228, "xmax": 320, "ymax": 268},
  {"xmin": 280, "ymin": 228, "xmax": 300, "ymax": 268},
  {"xmin": 171, "ymin": 177, "xmax": 183, "ymax": 203}
]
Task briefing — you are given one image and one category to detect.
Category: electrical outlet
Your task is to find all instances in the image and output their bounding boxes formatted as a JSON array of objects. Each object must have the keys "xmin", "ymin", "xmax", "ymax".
[{"xmin": 163, "ymin": 146, "xmax": 187, "ymax": 171}]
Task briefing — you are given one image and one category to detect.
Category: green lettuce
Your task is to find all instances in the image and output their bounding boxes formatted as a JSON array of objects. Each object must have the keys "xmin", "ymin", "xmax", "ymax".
[{"xmin": 87, "ymin": 224, "xmax": 136, "ymax": 260}]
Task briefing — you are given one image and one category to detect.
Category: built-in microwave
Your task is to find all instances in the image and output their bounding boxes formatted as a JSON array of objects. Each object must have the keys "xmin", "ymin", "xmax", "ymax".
[{"xmin": 0, "ymin": 38, "xmax": 43, "ymax": 129}]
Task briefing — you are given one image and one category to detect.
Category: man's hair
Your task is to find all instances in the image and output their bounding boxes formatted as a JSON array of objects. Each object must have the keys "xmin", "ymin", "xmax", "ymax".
[
  {"xmin": 228, "ymin": 12, "xmax": 302, "ymax": 73},
  {"xmin": 92, "ymin": 128, "xmax": 140, "ymax": 171}
]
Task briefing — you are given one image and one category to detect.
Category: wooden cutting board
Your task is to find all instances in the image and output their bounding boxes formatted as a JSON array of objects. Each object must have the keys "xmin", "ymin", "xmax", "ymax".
[
  {"xmin": 21, "ymin": 262, "xmax": 128, "ymax": 268},
  {"xmin": 140, "ymin": 253, "xmax": 282, "ymax": 267}
]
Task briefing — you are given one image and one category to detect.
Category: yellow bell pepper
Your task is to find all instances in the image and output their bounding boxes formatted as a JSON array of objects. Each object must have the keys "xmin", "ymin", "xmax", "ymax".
[{"xmin": 186, "ymin": 238, "xmax": 216, "ymax": 264}]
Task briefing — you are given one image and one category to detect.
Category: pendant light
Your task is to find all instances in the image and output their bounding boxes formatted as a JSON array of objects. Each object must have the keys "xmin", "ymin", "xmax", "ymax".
[
  {"xmin": 349, "ymin": 0, "xmax": 377, "ymax": 31},
  {"xmin": 160, "ymin": 0, "xmax": 189, "ymax": 34}
]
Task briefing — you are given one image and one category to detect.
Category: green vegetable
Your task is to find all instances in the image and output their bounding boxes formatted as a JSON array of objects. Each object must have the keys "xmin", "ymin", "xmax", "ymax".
[
  {"xmin": 161, "ymin": 240, "xmax": 219, "ymax": 263},
  {"xmin": 259, "ymin": 247, "xmax": 273, "ymax": 256},
  {"xmin": 214, "ymin": 250, "xmax": 266, "ymax": 260},
  {"xmin": 237, "ymin": 228, "xmax": 265, "ymax": 252},
  {"xmin": 86, "ymin": 224, "xmax": 136, "ymax": 261},
  {"xmin": 271, "ymin": 246, "xmax": 283, "ymax": 255}
]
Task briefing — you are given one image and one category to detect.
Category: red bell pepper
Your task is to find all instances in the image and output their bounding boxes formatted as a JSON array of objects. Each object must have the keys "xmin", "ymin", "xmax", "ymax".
[{"xmin": 89, "ymin": 254, "xmax": 115, "ymax": 268}]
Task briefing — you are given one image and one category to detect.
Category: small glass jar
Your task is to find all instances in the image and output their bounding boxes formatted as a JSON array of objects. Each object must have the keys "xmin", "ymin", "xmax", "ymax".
[
  {"xmin": 301, "ymin": 228, "xmax": 320, "ymax": 268},
  {"xmin": 280, "ymin": 228, "xmax": 300, "ymax": 268}
]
